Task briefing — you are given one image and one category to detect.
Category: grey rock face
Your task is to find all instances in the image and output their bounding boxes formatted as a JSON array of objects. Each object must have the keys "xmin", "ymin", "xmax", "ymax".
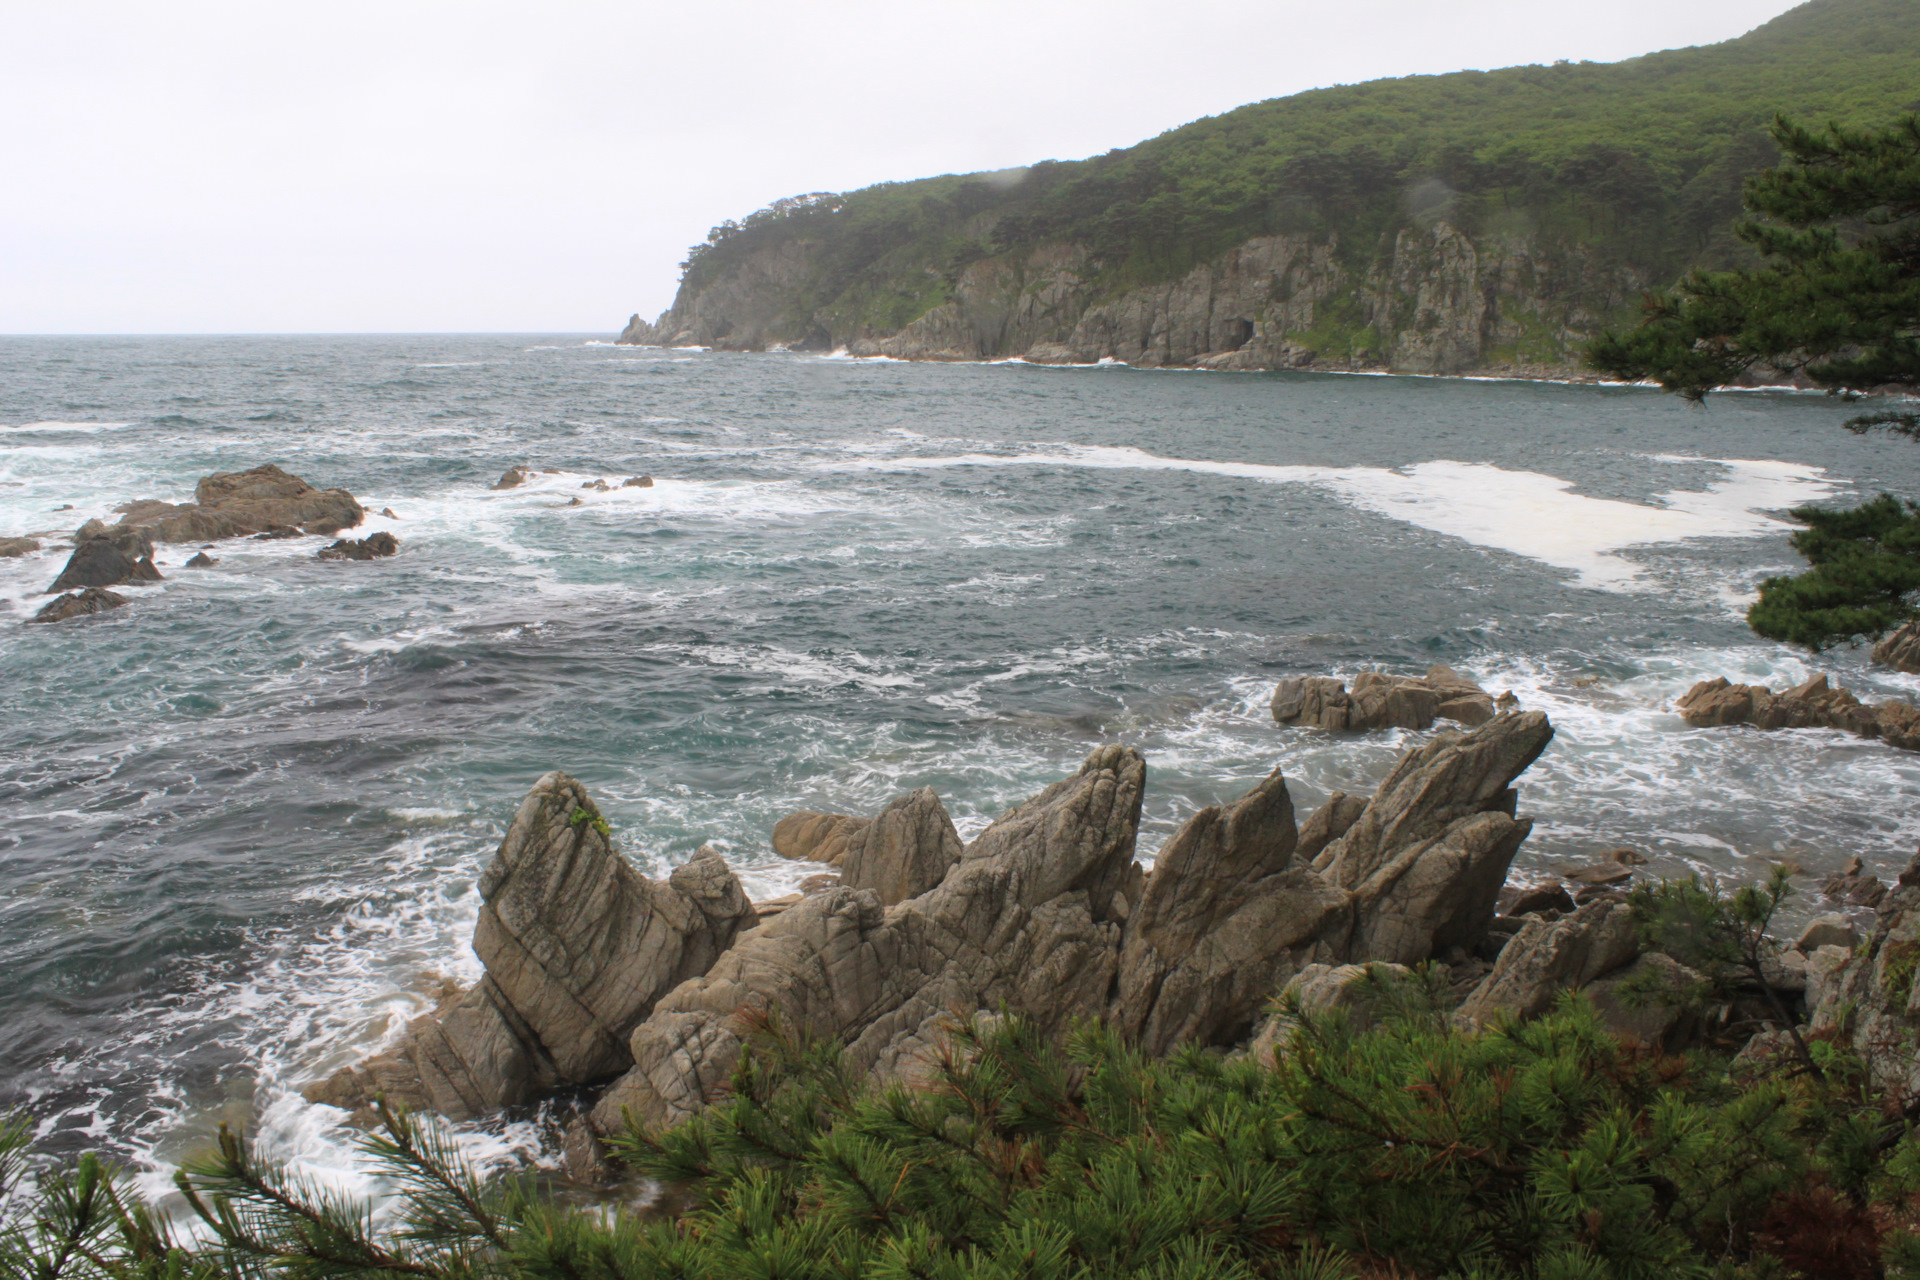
[
  {"xmin": 772, "ymin": 810, "xmax": 870, "ymax": 866},
  {"xmin": 1454, "ymin": 899, "xmax": 1638, "ymax": 1026},
  {"xmin": 47, "ymin": 529, "xmax": 161, "ymax": 593},
  {"xmin": 838, "ymin": 787, "xmax": 963, "ymax": 907},
  {"xmin": 1297, "ymin": 792, "xmax": 1367, "ymax": 864},
  {"xmin": 306, "ymin": 772, "xmax": 754, "ymax": 1119},
  {"xmin": 1271, "ymin": 666, "xmax": 1503, "ymax": 733},
  {"xmin": 29, "ymin": 587, "xmax": 129, "ymax": 624},
  {"xmin": 1874, "ymin": 620, "xmax": 1920, "ymax": 674},
  {"xmin": 591, "ymin": 744, "xmax": 1147, "ymax": 1132},
  {"xmin": 1247, "ymin": 961, "xmax": 1415, "ymax": 1062},
  {"xmin": 1582, "ymin": 953, "xmax": 1703, "ymax": 1048},
  {"xmin": 1115, "ymin": 769, "xmax": 1350, "ymax": 1055},
  {"xmin": 1807, "ymin": 854, "xmax": 1920, "ymax": 1097}
]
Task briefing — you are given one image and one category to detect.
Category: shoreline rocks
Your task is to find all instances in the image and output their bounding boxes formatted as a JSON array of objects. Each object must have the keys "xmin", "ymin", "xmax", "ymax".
[
  {"xmin": 317, "ymin": 531, "xmax": 399, "ymax": 561},
  {"xmin": 1272, "ymin": 665, "xmax": 1508, "ymax": 732},
  {"xmin": 109, "ymin": 464, "xmax": 364, "ymax": 544},
  {"xmin": 47, "ymin": 526, "xmax": 161, "ymax": 594},
  {"xmin": 29, "ymin": 587, "xmax": 129, "ymax": 624},
  {"xmin": 1874, "ymin": 620, "xmax": 1920, "ymax": 673}
]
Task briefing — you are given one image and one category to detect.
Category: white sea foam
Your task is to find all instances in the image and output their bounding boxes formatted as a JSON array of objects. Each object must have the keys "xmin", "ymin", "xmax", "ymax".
[
  {"xmin": 0, "ymin": 421, "xmax": 133, "ymax": 434},
  {"xmin": 832, "ymin": 445, "xmax": 1840, "ymax": 589}
]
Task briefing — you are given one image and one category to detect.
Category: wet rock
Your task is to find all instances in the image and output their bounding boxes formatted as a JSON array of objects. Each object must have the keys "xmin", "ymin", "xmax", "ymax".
[
  {"xmin": 29, "ymin": 587, "xmax": 129, "ymax": 624},
  {"xmin": 1560, "ymin": 862, "xmax": 1634, "ymax": 888},
  {"xmin": 380, "ymin": 508, "xmax": 399, "ymax": 519},
  {"xmin": 838, "ymin": 787, "xmax": 963, "ymax": 907},
  {"xmin": 47, "ymin": 529, "xmax": 161, "ymax": 593},
  {"xmin": 582, "ymin": 479, "xmax": 610, "ymax": 492},
  {"xmin": 306, "ymin": 772, "xmax": 756, "ymax": 1119},
  {"xmin": 591, "ymin": 744, "xmax": 1147, "ymax": 1132},
  {"xmin": 111, "ymin": 464, "xmax": 364, "ymax": 542},
  {"xmin": 183, "ymin": 552, "xmax": 217, "ymax": 568},
  {"xmin": 0, "ymin": 537, "xmax": 40, "ymax": 558},
  {"xmin": 1272, "ymin": 667, "xmax": 1506, "ymax": 733},
  {"xmin": 562, "ymin": 1117, "xmax": 611, "ymax": 1184},
  {"xmin": 73, "ymin": 518, "xmax": 109, "ymax": 541},
  {"xmin": 1454, "ymin": 899, "xmax": 1638, "ymax": 1026},
  {"xmin": 1874, "ymin": 619, "xmax": 1920, "ymax": 673},
  {"xmin": 317, "ymin": 531, "xmax": 399, "ymax": 561},
  {"xmin": 1676, "ymin": 674, "xmax": 1906, "ymax": 746},
  {"xmin": 1822, "ymin": 856, "xmax": 1888, "ymax": 909},
  {"xmin": 772, "ymin": 811, "xmax": 870, "ymax": 867},
  {"xmin": 622, "ymin": 476, "xmax": 654, "ymax": 488},
  {"xmin": 797, "ymin": 874, "xmax": 839, "ymax": 895},
  {"xmin": 1115, "ymin": 768, "xmax": 1351, "ymax": 1055},
  {"xmin": 493, "ymin": 465, "xmax": 532, "ymax": 490}
]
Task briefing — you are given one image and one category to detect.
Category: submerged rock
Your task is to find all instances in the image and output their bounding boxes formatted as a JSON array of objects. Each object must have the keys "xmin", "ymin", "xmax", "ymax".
[
  {"xmin": 0, "ymin": 537, "xmax": 40, "ymax": 558},
  {"xmin": 316, "ymin": 531, "xmax": 399, "ymax": 561},
  {"xmin": 1272, "ymin": 665, "xmax": 1504, "ymax": 733},
  {"xmin": 47, "ymin": 529, "xmax": 161, "ymax": 593},
  {"xmin": 492, "ymin": 465, "xmax": 532, "ymax": 490},
  {"xmin": 29, "ymin": 587, "xmax": 129, "ymax": 624},
  {"xmin": 183, "ymin": 552, "xmax": 217, "ymax": 568},
  {"xmin": 622, "ymin": 476, "xmax": 654, "ymax": 488}
]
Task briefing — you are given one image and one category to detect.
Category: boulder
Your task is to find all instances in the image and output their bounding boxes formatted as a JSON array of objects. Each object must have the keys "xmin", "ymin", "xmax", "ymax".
[
  {"xmin": 47, "ymin": 529, "xmax": 161, "ymax": 593},
  {"xmin": 622, "ymin": 476, "xmax": 654, "ymax": 489},
  {"xmin": 1246, "ymin": 961, "xmax": 1415, "ymax": 1063},
  {"xmin": 1454, "ymin": 899, "xmax": 1639, "ymax": 1026},
  {"xmin": 493, "ymin": 465, "xmax": 532, "ymax": 490},
  {"xmin": 590, "ymin": 744, "xmax": 1147, "ymax": 1131},
  {"xmin": 838, "ymin": 787, "xmax": 964, "ymax": 907},
  {"xmin": 1823, "ymin": 857, "xmax": 1888, "ymax": 909},
  {"xmin": 772, "ymin": 810, "xmax": 871, "ymax": 866},
  {"xmin": 1797, "ymin": 912, "xmax": 1856, "ymax": 952},
  {"xmin": 1499, "ymin": 883, "xmax": 1575, "ymax": 917},
  {"xmin": 1874, "ymin": 619, "xmax": 1920, "ymax": 673},
  {"xmin": 306, "ymin": 772, "xmax": 755, "ymax": 1119},
  {"xmin": 1582, "ymin": 953, "xmax": 1704, "ymax": 1048},
  {"xmin": 582, "ymin": 479, "xmax": 610, "ymax": 492},
  {"xmin": 1115, "ymin": 769, "xmax": 1351, "ymax": 1055},
  {"xmin": 1320, "ymin": 711, "xmax": 1555, "ymax": 963},
  {"xmin": 184, "ymin": 552, "xmax": 217, "ymax": 568},
  {"xmin": 0, "ymin": 537, "xmax": 40, "ymax": 558},
  {"xmin": 1272, "ymin": 667, "xmax": 1507, "ymax": 733},
  {"xmin": 317, "ymin": 531, "xmax": 399, "ymax": 561},
  {"xmin": 29, "ymin": 587, "xmax": 129, "ymax": 624}
]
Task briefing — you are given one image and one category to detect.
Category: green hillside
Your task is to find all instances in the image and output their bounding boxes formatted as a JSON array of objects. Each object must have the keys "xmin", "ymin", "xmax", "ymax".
[{"xmin": 655, "ymin": 0, "xmax": 1920, "ymax": 361}]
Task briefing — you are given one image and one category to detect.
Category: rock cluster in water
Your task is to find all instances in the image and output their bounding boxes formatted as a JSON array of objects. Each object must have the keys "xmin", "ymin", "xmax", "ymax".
[
  {"xmin": 1271, "ymin": 664, "xmax": 1512, "ymax": 731},
  {"xmin": 1677, "ymin": 673, "xmax": 1920, "ymax": 752},
  {"xmin": 27, "ymin": 465, "xmax": 392, "ymax": 624}
]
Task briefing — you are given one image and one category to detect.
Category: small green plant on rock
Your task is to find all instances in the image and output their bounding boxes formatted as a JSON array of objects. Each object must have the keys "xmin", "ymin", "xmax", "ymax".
[{"xmin": 567, "ymin": 806, "xmax": 611, "ymax": 838}]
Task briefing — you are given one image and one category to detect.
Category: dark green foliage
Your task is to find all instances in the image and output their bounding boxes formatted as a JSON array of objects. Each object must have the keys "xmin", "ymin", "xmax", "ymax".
[
  {"xmin": 1744, "ymin": 494, "xmax": 1920, "ymax": 648},
  {"xmin": 17, "ymin": 991, "xmax": 1920, "ymax": 1280},
  {"xmin": 673, "ymin": 0, "xmax": 1920, "ymax": 345},
  {"xmin": 1586, "ymin": 111, "xmax": 1920, "ymax": 400}
]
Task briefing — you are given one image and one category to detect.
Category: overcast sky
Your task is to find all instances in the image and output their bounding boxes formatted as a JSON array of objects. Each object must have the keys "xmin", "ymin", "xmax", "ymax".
[{"xmin": 1, "ymin": 1, "xmax": 1805, "ymax": 335}]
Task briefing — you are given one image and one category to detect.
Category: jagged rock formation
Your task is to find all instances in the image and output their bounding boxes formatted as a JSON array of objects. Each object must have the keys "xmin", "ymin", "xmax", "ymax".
[
  {"xmin": 317, "ymin": 532, "xmax": 399, "ymax": 561},
  {"xmin": 306, "ymin": 773, "xmax": 755, "ymax": 1120},
  {"xmin": 1802, "ymin": 853, "xmax": 1920, "ymax": 1096},
  {"xmin": 1677, "ymin": 674, "xmax": 1920, "ymax": 751},
  {"xmin": 46, "ymin": 527, "xmax": 161, "ymax": 594},
  {"xmin": 108, "ymin": 464, "xmax": 363, "ymax": 543},
  {"xmin": 591, "ymin": 746, "xmax": 1147, "ymax": 1130},
  {"xmin": 838, "ymin": 787, "xmax": 963, "ymax": 907},
  {"xmin": 1272, "ymin": 666, "xmax": 1505, "ymax": 732},
  {"xmin": 1875, "ymin": 620, "xmax": 1920, "ymax": 674},
  {"xmin": 29, "ymin": 587, "xmax": 129, "ymax": 624},
  {"xmin": 1455, "ymin": 899, "xmax": 1640, "ymax": 1026}
]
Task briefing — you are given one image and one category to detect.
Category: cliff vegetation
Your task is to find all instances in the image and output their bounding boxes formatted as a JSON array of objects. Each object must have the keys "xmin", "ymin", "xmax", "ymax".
[{"xmin": 622, "ymin": 0, "xmax": 1920, "ymax": 377}]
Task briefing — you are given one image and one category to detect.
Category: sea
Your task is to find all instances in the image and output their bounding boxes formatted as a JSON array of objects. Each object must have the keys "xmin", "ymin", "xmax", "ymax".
[{"xmin": 3, "ymin": 333, "xmax": 1919, "ymax": 1195}]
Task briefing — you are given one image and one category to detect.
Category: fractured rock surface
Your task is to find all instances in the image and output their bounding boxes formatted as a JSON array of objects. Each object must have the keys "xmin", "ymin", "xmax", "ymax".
[
  {"xmin": 30, "ymin": 587, "xmax": 129, "ymax": 624},
  {"xmin": 1272, "ymin": 665, "xmax": 1502, "ymax": 733},
  {"xmin": 1874, "ymin": 620, "xmax": 1920, "ymax": 674},
  {"xmin": 1677, "ymin": 674, "xmax": 1920, "ymax": 752},
  {"xmin": 112, "ymin": 464, "xmax": 364, "ymax": 543},
  {"xmin": 47, "ymin": 528, "xmax": 161, "ymax": 593}
]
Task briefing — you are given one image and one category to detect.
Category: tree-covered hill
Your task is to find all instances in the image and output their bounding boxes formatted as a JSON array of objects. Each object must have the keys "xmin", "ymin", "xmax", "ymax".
[{"xmin": 625, "ymin": 0, "xmax": 1920, "ymax": 376}]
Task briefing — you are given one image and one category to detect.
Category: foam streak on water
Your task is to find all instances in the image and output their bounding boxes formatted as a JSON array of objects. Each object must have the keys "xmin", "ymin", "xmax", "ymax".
[{"xmin": 2, "ymin": 335, "xmax": 1917, "ymax": 1193}]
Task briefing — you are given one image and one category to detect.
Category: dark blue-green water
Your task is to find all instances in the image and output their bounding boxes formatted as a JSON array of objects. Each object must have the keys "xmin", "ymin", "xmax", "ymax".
[{"xmin": 4, "ymin": 334, "xmax": 1918, "ymax": 1182}]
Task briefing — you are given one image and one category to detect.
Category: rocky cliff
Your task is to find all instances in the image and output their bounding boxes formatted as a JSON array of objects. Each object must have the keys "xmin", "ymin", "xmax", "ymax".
[{"xmin": 625, "ymin": 224, "xmax": 1646, "ymax": 379}]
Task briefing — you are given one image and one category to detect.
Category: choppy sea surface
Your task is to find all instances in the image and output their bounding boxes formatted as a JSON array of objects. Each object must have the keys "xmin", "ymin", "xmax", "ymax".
[{"xmin": 4, "ymin": 333, "xmax": 1920, "ymax": 1189}]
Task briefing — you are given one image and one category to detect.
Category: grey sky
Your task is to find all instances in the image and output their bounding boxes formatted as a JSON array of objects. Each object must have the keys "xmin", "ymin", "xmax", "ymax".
[{"xmin": 1, "ymin": 1, "xmax": 1803, "ymax": 335}]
